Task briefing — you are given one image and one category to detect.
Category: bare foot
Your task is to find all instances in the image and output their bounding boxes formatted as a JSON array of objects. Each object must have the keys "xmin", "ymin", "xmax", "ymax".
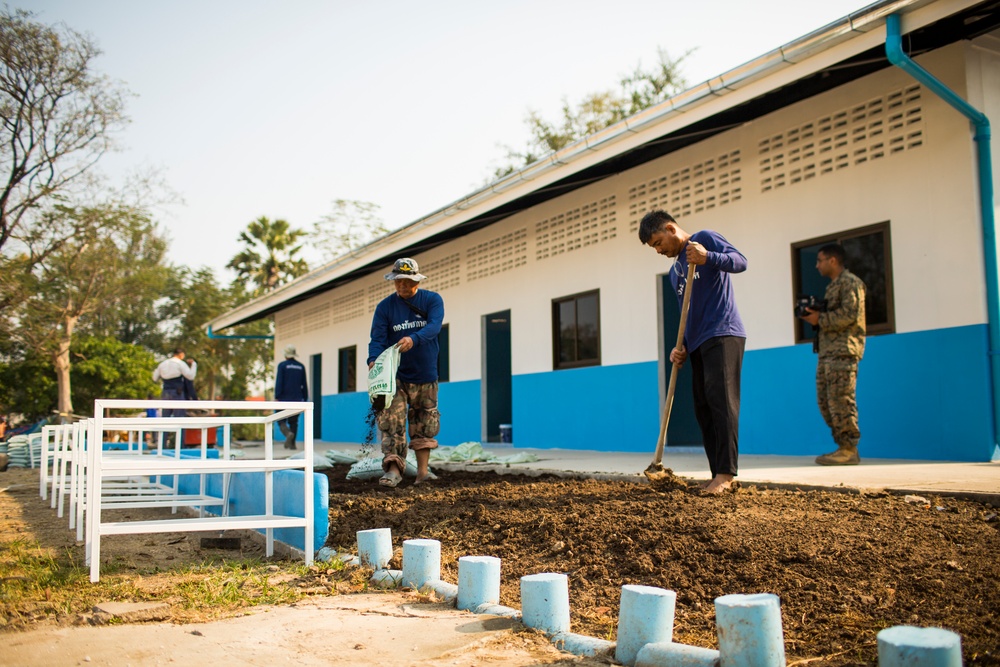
[
  {"xmin": 702, "ymin": 476, "xmax": 738, "ymax": 495},
  {"xmin": 413, "ymin": 471, "xmax": 438, "ymax": 486}
]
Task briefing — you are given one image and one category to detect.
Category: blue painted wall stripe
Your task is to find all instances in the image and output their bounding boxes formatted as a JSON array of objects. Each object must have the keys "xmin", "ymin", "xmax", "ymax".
[{"xmin": 317, "ymin": 325, "xmax": 993, "ymax": 462}]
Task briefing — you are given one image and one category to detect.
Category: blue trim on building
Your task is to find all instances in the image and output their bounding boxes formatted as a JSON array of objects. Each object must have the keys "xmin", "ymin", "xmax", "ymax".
[
  {"xmin": 513, "ymin": 362, "xmax": 661, "ymax": 451},
  {"xmin": 321, "ymin": 391, "xmax": 372, "ymax": 443},
  {"xmin": 438, "ymin": 380, "xmax": 481, "ymax": 445},
  {"xmin": 315, "ymin": 325, "xmax": 994, "ymax": 461},
  {"xmin": 320, "ymin": 380, "xmax": 481, "ymax": 446},
  {"xmin": 742, "ymin": 324, "xmax": 992, "ymax": 461}
]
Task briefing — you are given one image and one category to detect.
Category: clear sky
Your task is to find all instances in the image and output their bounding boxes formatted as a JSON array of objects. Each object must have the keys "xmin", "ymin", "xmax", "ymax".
[{"xmin": 18, "ymin": 0, "xmax": 870, "ymax": 279}]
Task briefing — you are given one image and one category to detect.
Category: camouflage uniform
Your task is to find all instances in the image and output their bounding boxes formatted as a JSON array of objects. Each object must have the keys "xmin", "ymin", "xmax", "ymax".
[
  {"xmin": 378, "ymin": 381, "xmax": 440, "ymax": 473},
  {"xmin": 816, "ymin": 269, "xmax": 866, "ymax": 449}
]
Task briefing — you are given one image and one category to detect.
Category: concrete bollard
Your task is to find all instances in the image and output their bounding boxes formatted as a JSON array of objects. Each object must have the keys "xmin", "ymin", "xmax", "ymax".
[
  {"xmin": 636, "ymin": 641, "xmax": 721, "ymax": 667},
  {"xmin": 615, "ymin": 585, "xmax": 677, "ymax": 667},
  {"xmin": 419, "ymin": 579, "xmax": 459, "ymax": 603},
  {"xmin": 715, "ymin": 593, "xmax": 785, "ymax": 667},
  {"xmin": 877, "ymin": 626, "xmax": 962, "ymax": 667},
  {"xmin": 520, "ymin": 573, "xmax": 571, "ymax": 634},
  {"xmin": 356, "ymin": 528, "xmax": 392, "ymax": 569},
  {"xmin": 457, "ymin": 556, "xmax": 501, "ymax": 611},
  {"xmin": 402, "ymin": 539, "xmax": 440, "ymax": 590},
  {"xmin": 370, "ymin": 569, "xmax": 403, "ymax": 588}
]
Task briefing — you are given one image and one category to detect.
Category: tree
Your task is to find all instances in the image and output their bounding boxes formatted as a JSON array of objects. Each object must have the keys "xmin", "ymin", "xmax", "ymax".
[
  {"xmin": 491, "ymin": 48, "xmax": 689, "ymax": 179},
  {"xmin": 0, "ymin": 7, "xmax": 128, "ymax": 257},
  {"xmin": 0, "ymin": 335, "xmax": 158, "ymax": 423},
  {"xmin": 7, "ymin": 203, "xmax": 167, "ymax": 417},
  {"xmin": 158, "ymin": 267, "xmax": 272, "ymax": 402},
  {"xmin": 309, "ymin": 199, "xmax": 390, "ymax": 264},
  {"xmin": 226, "ymin": 216, "xmax": 309, "ymax": 295}
]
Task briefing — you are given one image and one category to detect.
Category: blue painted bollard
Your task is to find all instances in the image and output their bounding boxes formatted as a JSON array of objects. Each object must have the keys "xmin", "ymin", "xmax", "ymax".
[
  {"xmin": 877, "ymin": 626, "xmax": 962, "ymax": 667},
  {"xmin": 521, "ymin": 573, "xmax": 571, "ymax": 634},
  {"xmin": 402, "ymin": 539, "xmax": 440, "ymax": 590},
  {"xmin": 615, "ymin": 585, "xmax": 677, "ymax": 667},
  {"xmin": 715, "ymin": 593, "xmax": 785, "ymax": 667},
  {"xmin": 357, "ymin": 528, "xmax": 392, "ymax": 569},
  {"xmin": 457, "ymin": 556, "xmax": 501, "ymax": 611}
]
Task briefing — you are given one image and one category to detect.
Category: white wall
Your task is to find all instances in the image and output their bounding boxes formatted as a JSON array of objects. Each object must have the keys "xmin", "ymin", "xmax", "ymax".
[{"xmin": 276, "ymin": 41, "xmax": 991, "ymax": 389}]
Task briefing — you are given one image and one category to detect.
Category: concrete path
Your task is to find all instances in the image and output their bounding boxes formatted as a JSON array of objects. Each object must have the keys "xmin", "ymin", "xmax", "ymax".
[{"xmin": 241, "ymin": 440, "xmax": 1000, "ymax": 501}]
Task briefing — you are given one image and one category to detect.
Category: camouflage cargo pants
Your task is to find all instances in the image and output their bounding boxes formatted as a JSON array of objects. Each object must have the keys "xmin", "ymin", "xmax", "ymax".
[
  {"xmin": 378, "ymin": 381, "xmax": 440, "ymax": 473},
  {"xmin": 816, "ymin": 359, "xmax": 860, "ymax": 448}
]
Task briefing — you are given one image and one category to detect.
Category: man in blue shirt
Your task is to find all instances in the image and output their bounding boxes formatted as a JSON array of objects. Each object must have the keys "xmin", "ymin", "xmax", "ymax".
[
  {"xmin": 639, "ymin": 210, "xmax": 747, "ymax": 495},
  {"xmin": 275, "ymin": 345, "xmax": 308, "ymax": 450},
  {"xmin": 368, "ymin": 258, "xmax": 444, "ymax": 487}
]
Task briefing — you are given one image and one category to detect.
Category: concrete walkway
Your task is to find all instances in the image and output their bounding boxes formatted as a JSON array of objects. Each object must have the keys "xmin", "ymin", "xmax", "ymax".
[{"xmin": 240, "ymin": 440, "xmax": 1000, "ymax": 502}]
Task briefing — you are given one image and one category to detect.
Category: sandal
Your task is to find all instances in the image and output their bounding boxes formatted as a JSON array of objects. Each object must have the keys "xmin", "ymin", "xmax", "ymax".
[
  {"xmin": 413, "ymin": 471, "xmax": 438, "ymax": 486},
  {"xmin": 378, "ymin": 470, "xmax": 402, "ymax": 488}
]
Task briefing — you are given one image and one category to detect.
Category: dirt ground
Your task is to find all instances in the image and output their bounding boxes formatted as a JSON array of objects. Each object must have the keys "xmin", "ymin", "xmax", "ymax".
[
  {"xmin": 3, "ymin": 464, "xmax": 999, "ymax": 665},
  {"xmin": 323, "ymin": 465, "xmax": 1000, "ymax": 665}
]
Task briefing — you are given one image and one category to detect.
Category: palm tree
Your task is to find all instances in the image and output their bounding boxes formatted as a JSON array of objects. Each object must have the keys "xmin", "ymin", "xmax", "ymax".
[{"xmin": 227, "ymin": 216, "xmax": 309, "ymax": 295}]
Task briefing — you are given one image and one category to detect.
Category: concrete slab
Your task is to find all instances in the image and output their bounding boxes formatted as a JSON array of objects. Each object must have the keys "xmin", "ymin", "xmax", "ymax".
[{"xmin": 2, "ymin": 595, "xmax": 558, "ymax": 667}]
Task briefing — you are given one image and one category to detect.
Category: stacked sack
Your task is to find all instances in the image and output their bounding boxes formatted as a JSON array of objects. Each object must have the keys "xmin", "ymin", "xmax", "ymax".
[{"xmin": 3, "ymin": 433, "xmax": 42, "ymax": 468}]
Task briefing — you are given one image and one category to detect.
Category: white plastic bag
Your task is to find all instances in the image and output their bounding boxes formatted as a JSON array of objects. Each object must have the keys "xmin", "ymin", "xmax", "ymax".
[{"xmin": 367, "ymin": 345, "xmax": 401, "ymax": 409}]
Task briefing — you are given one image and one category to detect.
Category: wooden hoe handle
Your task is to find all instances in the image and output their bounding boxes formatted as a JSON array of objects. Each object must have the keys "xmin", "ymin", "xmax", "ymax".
[{"xmin": 652, "ymin": 261, "xmax": 696, "ymax": 466}]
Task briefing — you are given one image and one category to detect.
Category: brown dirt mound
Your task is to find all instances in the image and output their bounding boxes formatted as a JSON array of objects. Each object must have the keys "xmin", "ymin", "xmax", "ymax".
[{"xmin": 323, "ymin": 465, "xmax": 1000, "ymax": 665}]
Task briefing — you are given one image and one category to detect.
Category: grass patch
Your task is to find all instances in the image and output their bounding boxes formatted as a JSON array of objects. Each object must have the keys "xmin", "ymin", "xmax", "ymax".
[{"xmin": 1, "ymin": 536, "xmax": 366, "ymax": 629}]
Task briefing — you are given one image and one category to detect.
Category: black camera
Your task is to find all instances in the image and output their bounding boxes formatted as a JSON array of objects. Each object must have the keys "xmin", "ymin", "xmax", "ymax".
[{"xmin": 795, "ymin": 295, "xmax": 827, "ymax": 318}]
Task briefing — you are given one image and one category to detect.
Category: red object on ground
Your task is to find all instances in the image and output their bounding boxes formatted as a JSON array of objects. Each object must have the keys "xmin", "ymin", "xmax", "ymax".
[{"xmin": 183, "ymin": 427, "xmax": 217, "ymax": 446}]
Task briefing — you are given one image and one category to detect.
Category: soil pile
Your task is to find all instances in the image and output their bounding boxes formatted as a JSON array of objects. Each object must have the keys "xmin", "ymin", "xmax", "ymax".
[{"xmin": 324, "ymin": 466, "xmax": 1000, "ymax": 665}]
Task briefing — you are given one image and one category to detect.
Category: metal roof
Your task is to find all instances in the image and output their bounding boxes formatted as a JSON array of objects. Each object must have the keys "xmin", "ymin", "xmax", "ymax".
[{"xmin": 210, "ymin": 0, "xmax": 1000, "ymax": 331}]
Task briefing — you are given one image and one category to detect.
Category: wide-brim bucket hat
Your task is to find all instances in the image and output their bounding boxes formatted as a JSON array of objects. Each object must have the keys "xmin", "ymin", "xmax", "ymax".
[{"xmin": 384, "ymin": 257, "xmax": 426, "ymax": 281}]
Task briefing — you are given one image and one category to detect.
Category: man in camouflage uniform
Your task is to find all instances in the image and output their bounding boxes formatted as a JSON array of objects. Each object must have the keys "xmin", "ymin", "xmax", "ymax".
[
  {"xmin": 800, "ymin": 243, "xmax": 866, "ymax": 465},
  {"xmin": 368, "ymin": 258, "xmax": 445, "ymax": 487}
]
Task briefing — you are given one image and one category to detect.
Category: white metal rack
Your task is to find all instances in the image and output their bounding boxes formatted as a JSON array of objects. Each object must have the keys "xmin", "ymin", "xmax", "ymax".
[{"xmin": 86, "ymin": 399, "xmax": 314, "ymax": 582}]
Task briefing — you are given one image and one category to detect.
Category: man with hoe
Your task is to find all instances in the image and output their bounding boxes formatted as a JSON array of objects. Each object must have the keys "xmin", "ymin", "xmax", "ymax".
[{"xmin": 639, "ymin": 210, "xmax": 747, "ymax": 495}]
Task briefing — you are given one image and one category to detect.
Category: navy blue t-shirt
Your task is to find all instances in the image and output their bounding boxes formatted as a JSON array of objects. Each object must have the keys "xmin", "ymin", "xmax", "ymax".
[
  {"xmin": 669, "ymin": 230, "xmax": 747, "ymax": 352},
  {"xmin": 368, "ymin": 288, "xmax": 444, "ymax": 384}
]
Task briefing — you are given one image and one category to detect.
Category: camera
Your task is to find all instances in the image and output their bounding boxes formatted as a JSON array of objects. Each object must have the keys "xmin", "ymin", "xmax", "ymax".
[{"xmin": 795, "ymin": 295, "xmax": 827, "ymax": 318}]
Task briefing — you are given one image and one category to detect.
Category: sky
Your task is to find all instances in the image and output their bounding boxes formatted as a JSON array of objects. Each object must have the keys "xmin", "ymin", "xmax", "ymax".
[{"xmin": 18, "ymin": 0, "xmax": 872, "ymax": 279}]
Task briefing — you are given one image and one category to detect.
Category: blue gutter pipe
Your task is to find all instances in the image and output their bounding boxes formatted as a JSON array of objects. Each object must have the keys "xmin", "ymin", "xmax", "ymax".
[
  {"xmin": 206, "ymin": 324, "xmax": 274, "ymax": 340},
  {"xmin": 885, "ymin": 13, "xmax": 999, "ymax": 454}
]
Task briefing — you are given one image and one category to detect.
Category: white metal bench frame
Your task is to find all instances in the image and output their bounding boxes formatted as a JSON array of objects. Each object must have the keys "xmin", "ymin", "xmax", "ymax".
[{"xmin": 85, "ymin": 399, "xmax": 314, "ymax": 582}]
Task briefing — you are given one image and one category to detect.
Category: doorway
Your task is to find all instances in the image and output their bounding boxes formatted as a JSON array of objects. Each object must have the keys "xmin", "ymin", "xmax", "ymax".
[
  {"xmin": 660, "ymin": 274, "xmax": 701, "ymax": 446},
  {"xmin": 482, "ymin": 310, "xmax": 512, "ymax": 443},
  {"xmin": 310, "ymin": 353, "xmax": 322, "ymax": 438}
]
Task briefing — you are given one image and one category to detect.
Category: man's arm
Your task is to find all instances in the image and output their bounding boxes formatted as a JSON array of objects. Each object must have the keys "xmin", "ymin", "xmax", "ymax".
[
  {"xmin": 179, "ymin": 360, "xmax": 197, "ymax": 380},
  {"xmin": 689, "ymin": 231, "xmax": 747, "ymax": 273},
  {"xmin": 275, "ymin": 361, "xmax": 285, "ymax": 398},
  {"xmin": 407, "ymin": 293, "xmax": 444, "ymax": 348},
  {"xmin": 152, "ymin": 363, "xmax": 161, "ymax": 382},
  {"xmin": 368, "ymin": 301, "xmax": 390, "ymax": 365}
]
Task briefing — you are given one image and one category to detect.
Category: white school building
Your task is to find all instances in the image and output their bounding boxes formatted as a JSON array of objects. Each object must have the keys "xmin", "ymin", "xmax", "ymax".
[{"xmin": 210, "ymin": 0, "xmax": 1000, "ymax": 462}]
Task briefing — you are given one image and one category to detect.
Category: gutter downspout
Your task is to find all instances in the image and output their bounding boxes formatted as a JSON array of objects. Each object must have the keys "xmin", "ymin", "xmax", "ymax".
[
  {"xmin": 885, "ymin": 13, "xmax": 999, "ymax": 454},
  {"xmin": 206, "ymin": 325, "xmax": 274, "ymax": 340}
]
